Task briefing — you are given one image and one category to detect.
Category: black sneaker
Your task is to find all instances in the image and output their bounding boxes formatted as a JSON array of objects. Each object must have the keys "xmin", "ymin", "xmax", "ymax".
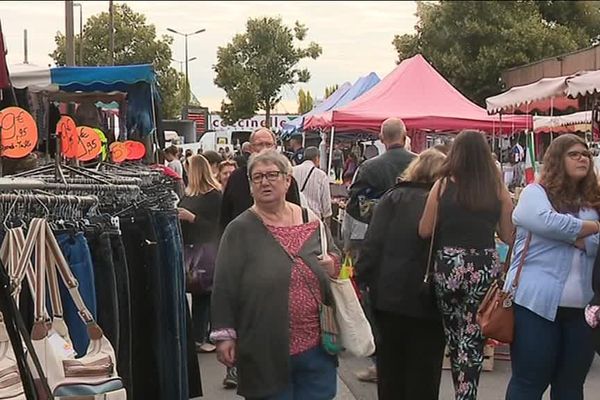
[{"xmin": 223, "ymin": 367, "xmax": 238, "ymax": 389}]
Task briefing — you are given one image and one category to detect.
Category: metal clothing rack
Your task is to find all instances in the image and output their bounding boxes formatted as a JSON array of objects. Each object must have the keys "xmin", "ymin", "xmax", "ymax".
[{"xmin": 0, "ymin": 178, "xmax": 140, "ymax": 196}]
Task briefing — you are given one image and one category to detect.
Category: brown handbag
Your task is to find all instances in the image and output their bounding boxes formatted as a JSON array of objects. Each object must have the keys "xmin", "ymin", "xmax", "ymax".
[{"xmin": 476, "ymin": 232, "xmax": 532, "ymax": 343}]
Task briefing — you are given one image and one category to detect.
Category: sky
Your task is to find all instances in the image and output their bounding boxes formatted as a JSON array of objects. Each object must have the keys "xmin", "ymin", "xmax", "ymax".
[{"xmin": 1, "ymin": 1, "xmax": 418, "ymax": 113}]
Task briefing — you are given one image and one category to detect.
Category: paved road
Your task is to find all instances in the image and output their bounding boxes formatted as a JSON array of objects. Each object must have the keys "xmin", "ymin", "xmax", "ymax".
[{"xmin": 197, "ymin": 352, "xmax": 600, "ymax": 399}]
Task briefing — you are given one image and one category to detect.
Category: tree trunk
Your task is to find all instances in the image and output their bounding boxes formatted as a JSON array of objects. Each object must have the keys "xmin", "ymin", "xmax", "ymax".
[{"xmin": 265, "ymin": 103, "xmax": 271, "ymax": 128}]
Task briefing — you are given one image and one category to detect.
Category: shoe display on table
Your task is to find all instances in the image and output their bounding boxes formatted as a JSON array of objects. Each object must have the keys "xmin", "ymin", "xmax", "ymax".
[
  {"xmin": 223, "ymin": 366, "xmax": 238, "ymax": 389},
  {"xmin": 355, "ymin": 364, "xmax": 377, "ymax": 383}
]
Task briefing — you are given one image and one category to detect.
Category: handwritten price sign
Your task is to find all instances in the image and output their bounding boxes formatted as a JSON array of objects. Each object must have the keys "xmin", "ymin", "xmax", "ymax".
[
  {"xmin": 0, "ymin": 107, "xmax": 38, "ymax": 158},
  {"xmin": 56, "ymin": 116, "xmax": 77, "ymax": 158},
  {"xmin": 124, "ymin": 140, "xmax": 146, "ymax": 160},
  {"xmin": 75, "ymin": 127, "xmax": 102, "ymax": 162},
  {"xmin": 110, "ymin": 142, "xmax": 128, "ymax": 163}
]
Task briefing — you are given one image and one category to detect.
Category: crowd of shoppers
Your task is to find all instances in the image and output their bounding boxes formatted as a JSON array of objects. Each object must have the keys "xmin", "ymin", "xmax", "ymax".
[{"xmin": 164, "ymin": 120, "xmax": 600, "ymax": 400}]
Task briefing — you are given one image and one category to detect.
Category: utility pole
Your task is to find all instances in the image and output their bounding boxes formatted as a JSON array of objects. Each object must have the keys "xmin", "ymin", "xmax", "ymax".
[
  {"xmin": 23, "ymin": 29, "xmax": 28, "ymax": 64},
  {"xmin": 74, "ymin": 3, "xmax": 83, "ymax": 65},
  {"xmin": 109, "ymin": 0, "xmax": 114, "ymax": 65},
  {"xmin": 65, "ymin": 0, "xmax": 75, "ymax": 66},
  {"xmin": 167, "ymin": 28, "xmax": 205, "ymax": 119}
]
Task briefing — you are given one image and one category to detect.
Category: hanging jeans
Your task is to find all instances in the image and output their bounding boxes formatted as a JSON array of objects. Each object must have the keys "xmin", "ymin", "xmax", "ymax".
[
  {"xmin": 56, "ymin": 232, "xmax": 98, "ymax": 357},
  {"xmin": 84, "ymin": 231, "xmax": 119, "ymax": 353},
  {"xmin": 108, "ymin": 230, "xmax": 133, "ymax": 397},
  {"xmin": 506, "ymin": 304, "xmax": 594, "ymax": 400},
  {"xmin": 150, "ymin": 211, "xmax": 189, "ymax": 400},
  {"xmin": 433, "ymin": 247, "xmax": 500, "ymax": 400},
  {"xmin": 121, "ymin": 214, "xmax": 161, "ymax": 400}
]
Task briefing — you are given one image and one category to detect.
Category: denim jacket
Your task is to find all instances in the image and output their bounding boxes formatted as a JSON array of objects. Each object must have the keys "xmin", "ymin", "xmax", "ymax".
[{"xmin": 504, "ymin": 184, "xmax": 599, "ymax": 321}]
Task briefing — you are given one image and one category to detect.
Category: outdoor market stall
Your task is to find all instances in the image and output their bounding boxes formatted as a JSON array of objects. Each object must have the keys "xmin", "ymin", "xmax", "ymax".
[{"xmin": 9, "ymin": 63, "xmax": 163, "ymax": 160}]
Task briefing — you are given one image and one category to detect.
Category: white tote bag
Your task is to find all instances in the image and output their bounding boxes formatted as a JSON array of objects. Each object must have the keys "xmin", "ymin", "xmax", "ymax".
[{"xmin": 318, "ymin": 221, "xmax": 375, "ymax": 358}]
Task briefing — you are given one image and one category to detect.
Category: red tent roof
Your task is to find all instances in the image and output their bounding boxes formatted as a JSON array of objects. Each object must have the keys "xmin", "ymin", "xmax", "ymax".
[{"xmin": 331, "ymin": 54, "xmax": 531, "ymax": 133}]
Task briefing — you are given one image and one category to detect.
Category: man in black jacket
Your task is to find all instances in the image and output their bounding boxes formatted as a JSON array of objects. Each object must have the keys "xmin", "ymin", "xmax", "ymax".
[{"xmin": 345, "ymin": 117, "xmax": 416, "ymax": 382}]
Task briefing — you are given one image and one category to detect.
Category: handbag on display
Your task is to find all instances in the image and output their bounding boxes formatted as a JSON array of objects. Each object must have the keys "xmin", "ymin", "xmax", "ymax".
[
  {"xmin": 476, "ymin": 233, "xmax": 531, "ymax": 344},
  {"xmin": 184, "ymin": 241, "xmax": 218, "ymax": 295},
  {"xmin": 15, "ymin": 218, "xmax": 127, "ymax": 399}
]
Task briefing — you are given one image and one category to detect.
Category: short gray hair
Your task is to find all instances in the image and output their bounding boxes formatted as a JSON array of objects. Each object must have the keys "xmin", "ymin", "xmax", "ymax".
[
  {"xmin": 381, "ymin": 117, "xmax": 406, "ymax": 142},
  {"xmin": 304, "ymin": 146, "xmax": 319, "ymax": 161},
  {"xmin": 247, "ymin": 149, "xmax": 292, "ymax": 177}
]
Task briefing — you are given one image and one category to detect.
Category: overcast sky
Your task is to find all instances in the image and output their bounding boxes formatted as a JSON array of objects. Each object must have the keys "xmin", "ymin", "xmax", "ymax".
[{"xmin": 1, "ymin": 1, "xmax": 417, "ymax": 113}]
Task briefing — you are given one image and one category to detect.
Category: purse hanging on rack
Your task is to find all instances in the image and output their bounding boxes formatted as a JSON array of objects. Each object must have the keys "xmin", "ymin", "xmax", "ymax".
[{"xmin": 15, "ymin": 218, "xmax": 127, "ymax": 399}]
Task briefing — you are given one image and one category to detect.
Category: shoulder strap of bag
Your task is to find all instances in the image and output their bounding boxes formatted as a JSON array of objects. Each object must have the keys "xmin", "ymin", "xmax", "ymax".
[
  {"xmin": 300, "ymin": 166, "xmax": 316, "ymax": 192},
  {"xmin": 302, "ymin": 207, "xmax": 309, "ymax": 224},
  {"xmin": 509, "ymin": 232, "xmax": 532, "ymax": 293},
  {"xmin": 423, "ymin": 178, "xmax": 445, "ymax": 283}
]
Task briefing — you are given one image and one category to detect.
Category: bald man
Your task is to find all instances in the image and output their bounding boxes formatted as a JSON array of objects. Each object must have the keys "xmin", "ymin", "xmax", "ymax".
[{"xmin": 219, "ymin": 128, "xmax": 301, "ymax": 231}]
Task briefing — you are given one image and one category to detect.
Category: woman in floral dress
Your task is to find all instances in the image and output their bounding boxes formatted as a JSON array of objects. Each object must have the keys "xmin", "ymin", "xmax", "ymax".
[{"xmin": 419, "ymin": 131, "xmax": 514, "ymax": 400}]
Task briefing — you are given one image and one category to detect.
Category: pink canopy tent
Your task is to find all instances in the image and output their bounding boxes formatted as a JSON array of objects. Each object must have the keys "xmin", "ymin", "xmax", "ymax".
[{"xmin": 331, "ymin": 54, "xmax": 531, "ymax": 133}]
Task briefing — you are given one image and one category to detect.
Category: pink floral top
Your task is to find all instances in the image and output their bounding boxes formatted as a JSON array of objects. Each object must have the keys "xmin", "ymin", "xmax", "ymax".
[{"xmin": 268, "ymin": 221, "xmax": 322, "ymax": 355}]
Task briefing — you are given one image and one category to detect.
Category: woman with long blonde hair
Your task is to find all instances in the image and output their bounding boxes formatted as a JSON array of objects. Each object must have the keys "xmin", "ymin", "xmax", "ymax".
[{"xmin": 178, "ymin": 155, "xmax": 223, "ymax": 353}]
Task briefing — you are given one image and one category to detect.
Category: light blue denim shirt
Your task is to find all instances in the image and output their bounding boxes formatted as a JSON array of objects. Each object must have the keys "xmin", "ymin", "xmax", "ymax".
[{"xmin": 504, "ymin": 183, "xmax": 599, "ymax": 321}]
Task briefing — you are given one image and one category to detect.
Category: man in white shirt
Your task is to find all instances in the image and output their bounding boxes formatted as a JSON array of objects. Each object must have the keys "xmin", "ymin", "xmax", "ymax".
[{"xmin": 292, "ymin": 146, "xmax": 332, "ymax": 225}]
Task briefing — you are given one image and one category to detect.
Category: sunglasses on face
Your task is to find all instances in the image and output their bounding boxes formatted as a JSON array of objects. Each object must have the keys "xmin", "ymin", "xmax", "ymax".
[
  {"xmin": 566, "ymin": 150, "xmax": 592, "ymax": 161},
  {"xmin": 249, "ymin": 171, "xmax": 286, "ymax": 184}
]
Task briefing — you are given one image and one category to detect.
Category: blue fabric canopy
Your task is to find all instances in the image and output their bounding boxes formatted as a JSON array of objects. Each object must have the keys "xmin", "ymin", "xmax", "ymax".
[
  {"xmin": 281, "ymin": 81, "xmax": 352, "ymax": 137},
  {"xmin": 333, "ymin": 72, "xmax": 380, "ymax": 108},
  {"xmin": 51, "ymin": 64, "xmax": 156, "ymax": 92}
]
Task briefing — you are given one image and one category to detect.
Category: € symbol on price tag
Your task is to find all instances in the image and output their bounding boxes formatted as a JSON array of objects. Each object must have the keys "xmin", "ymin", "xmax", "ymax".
[
  {"xmin": 56, "ymin": 116, "xmax": 77, "ymax": 158},
  {"xmin": 124, "ymin": 140, "xmax": 146, "ymax": 160},
  {"xmin": 75, "ymin": 126, "xmax": 102, "ymax": 162},
  {"xmin": 110, "ymin": 142, "xmax": 128, "ymax": 163},
  {"xmin": 0, "ymin": 107, "xmax": 38, "ymax": 158}
]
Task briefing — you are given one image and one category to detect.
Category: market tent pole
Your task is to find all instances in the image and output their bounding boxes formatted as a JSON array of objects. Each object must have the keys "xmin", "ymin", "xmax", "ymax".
[
  {"xmin": 319, "ymin": 130, "xmax": 327, "ymax": 170},
  {"xmin": 328, "ymin": 126, "xmax": 335, "ymax": 176},
  {"xmin": 149, "ymin": 83, "xmax": 159, "ymax": 163}
]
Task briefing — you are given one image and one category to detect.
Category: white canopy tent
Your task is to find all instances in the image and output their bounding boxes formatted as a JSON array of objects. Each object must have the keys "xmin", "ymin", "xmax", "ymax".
[
  {"xmin": 486, "ymin": 76, "xmax": 573, "ymax": 114},
  {"xmin": 9, "ymin": 63, "xmax": 56, "ymax": 92},
  {"xmin": 533, "ymin": 110, "xmax": 591, "ymax": 132}
]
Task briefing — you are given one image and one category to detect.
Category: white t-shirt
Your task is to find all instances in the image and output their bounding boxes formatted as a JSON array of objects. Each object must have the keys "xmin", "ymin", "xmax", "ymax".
[{"xmin": 167, "ymin": 159, "xmax": 183, "ymax": 177}]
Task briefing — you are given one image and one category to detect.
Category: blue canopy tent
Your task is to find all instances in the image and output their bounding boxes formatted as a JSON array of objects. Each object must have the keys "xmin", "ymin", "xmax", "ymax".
[
  {"xmin": 11, "ymin": 63, "xmax": 162, "ymax": 154},
  {"xmin": 280, "ymin": 81, "xmax": 352, "ymax": 140}
]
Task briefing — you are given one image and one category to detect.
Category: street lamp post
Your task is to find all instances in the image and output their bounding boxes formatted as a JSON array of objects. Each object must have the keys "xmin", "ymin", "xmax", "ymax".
[
  {"xmin": 171, "ymin": 57, "xmax": 197, "ymax": 75},
  {"xmin": 73, "ymin": 3, "xmax": 83, "ymax": 65},
  {"xmin": 167, "ymin": 27, "xmax": 205, "ymax": 119}
]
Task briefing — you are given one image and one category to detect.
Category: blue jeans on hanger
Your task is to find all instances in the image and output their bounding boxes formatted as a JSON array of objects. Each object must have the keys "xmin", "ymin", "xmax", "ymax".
[
  {"xmin": 56, "ymin": 232, "xmax": 98, "ymax": 357},
  {"xmin": 150, "ymin": 211, "xmax": 189, "ymax": 400}
]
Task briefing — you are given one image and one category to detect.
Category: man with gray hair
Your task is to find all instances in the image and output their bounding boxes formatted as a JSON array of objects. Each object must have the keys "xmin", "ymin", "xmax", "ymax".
[{"xmin": 292, "ymin": 146, "xmax": 333, "ymax": 225}]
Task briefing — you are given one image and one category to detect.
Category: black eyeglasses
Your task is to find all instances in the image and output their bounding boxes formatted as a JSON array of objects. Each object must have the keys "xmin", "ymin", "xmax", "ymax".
[
  {"xmin": 566, "ymin": 150, "xmax": 592, "ymax": 161},
  {"xmin": 249, "ymin": 171, "xmax": 286, "ymax": 184}
]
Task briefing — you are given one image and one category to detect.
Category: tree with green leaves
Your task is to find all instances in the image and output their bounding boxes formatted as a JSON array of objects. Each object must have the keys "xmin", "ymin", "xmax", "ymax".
[
  {"xmin": 50, "ymin": 3, "xmax": 185, "ymax": 118},
  {"xmin": 393, "ymin": 1, "xmax": 600, "ymax": 105},
  {"xmin": 297, "ymin": 89, "xmax": 314, "ymax": 114},
  {"xmin": 324, "ymin": 84, "xmax": 339, "ymax": 99},
  {"xmin": 214, "ymin": 17, "xmax": 322, "ymax": 127}
]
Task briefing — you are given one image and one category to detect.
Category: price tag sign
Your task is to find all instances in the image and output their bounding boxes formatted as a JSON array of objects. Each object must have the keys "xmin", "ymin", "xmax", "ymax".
[
  {"xmin": 124, "ymin": 140, "xmax": 146, "ymax": 160},
  {"xmin": 75, "ymin": 126, "xmax": 102, "ymax": 161},
  {"xmin": 110, "ymin": 142, "xmax": 128, "ymax": 163},
  {"xmin": 0, "ymin": 107, "xmax": 38, "ymax": 158},
  {"xmin": 56, "ymin": 116, "xmax": 77, "ymax": 158}
]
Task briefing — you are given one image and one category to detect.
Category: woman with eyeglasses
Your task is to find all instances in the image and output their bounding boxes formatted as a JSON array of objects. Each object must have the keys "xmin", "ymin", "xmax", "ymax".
[
  {"xmin": 211, "ymin": 149, "xmax": 341, "ymax": 400},
  {"xmin": 505, "ymin": 134, "xmax": 600, "ymax": 399}
]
